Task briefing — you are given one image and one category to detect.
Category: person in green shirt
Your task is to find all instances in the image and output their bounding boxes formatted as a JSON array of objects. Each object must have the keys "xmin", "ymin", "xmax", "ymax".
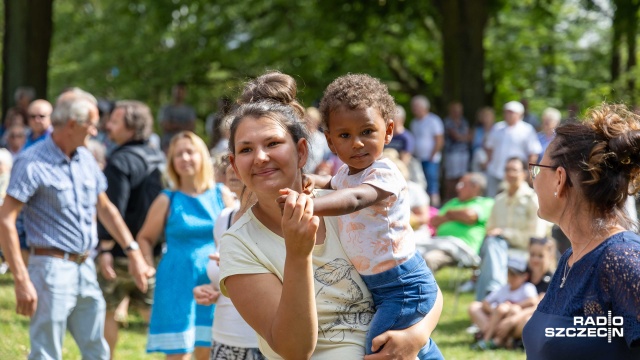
[{"xmin": 421, "ymin": 172, "xmax": 494, "ymax": 271}]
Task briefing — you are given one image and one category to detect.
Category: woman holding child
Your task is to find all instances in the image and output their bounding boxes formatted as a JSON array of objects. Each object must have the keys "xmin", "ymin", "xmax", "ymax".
[
  {"xmin": 522, "ymin": 104, "xmax": 640, "ymax": 359},
  {"xmin": 218, "ymin": 71, "xmax": 443, "ymax": 359}
]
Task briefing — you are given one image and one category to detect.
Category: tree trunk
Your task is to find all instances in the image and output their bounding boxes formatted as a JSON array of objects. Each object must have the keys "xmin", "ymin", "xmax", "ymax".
[
  {"xmin": 438, "ymin": 0, "xmax": 489, "ymax": 124},
  {"xmin": 2, "ymin": 0, "xmax": 53, "ymax": 121}
]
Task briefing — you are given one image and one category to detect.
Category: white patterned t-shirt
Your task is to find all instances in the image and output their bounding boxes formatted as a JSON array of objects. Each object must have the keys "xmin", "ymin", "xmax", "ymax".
[{"xmin": 330, "ymin": 158, "xmax": 415, "ymax": 275}]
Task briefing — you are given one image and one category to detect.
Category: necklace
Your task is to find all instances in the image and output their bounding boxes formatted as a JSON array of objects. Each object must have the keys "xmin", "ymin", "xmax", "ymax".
[{"xmin": 560, "ymin": 236, "xmax": 596, "ymax": 288}]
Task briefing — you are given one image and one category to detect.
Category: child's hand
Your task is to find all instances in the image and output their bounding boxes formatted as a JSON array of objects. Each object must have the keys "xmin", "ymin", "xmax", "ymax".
[
  {"xmin": 301, "ymin": 174, "xmax": 315, "ymax": 194},
  {"xmin": 193, "ymin": 284, "xmax": 220, "ymax": 305},
  {"xmin": 276, "ymin": 188, "xmax": 293, "ymax": 211}
]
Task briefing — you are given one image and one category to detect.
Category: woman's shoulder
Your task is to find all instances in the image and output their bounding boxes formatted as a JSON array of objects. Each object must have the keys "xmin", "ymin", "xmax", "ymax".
[{"xmin": 598, "ymin": 231, "xmax": 640, "ymax": 273}]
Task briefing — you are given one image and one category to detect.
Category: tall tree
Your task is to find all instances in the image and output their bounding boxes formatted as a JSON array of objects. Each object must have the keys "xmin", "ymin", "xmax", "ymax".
[
  {"xmin": 433, "ymin": 0, "xmax": 497, "ymax": 122},
  {"xmin": 2, "ymin": 0, "xmax": 53, "ymax": 119},
  {"xmin": 610, "ymin": 0, "xmax": 640, "ymax": 102}
]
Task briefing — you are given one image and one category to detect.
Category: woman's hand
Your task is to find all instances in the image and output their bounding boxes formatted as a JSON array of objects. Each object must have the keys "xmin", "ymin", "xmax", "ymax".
[
  {"xmin": 280, "ymin": 190, "xmax": 319, "ymax": 257},
  {"xmin": 365, "ymin": 329, "xmax": 423, "ymax": 360},
  {"xmin": 193, "ymin": 284, "xmax": 220, "ymax": 305},
  {"xmin": 209, "ymin": 253, "xmax": 220, "ymax": 266}
]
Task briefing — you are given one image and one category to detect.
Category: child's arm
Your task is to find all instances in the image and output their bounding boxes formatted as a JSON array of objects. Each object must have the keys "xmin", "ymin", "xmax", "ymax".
[
  {"xmin": 280, "ymin": 184, "xmax": 392, "ymax": 217},
  {"xmin": 303, "ymin": 173, "xmax": 333, "ymax": 190}
]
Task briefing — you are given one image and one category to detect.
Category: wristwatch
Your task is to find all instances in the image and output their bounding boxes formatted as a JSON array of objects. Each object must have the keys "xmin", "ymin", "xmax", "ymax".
[{"xmin": 124, "ymin": 241, "xmax": 140, "ymax": 253}]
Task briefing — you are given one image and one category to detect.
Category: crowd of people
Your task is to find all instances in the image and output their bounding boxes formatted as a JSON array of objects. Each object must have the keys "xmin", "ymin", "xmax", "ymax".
[{"xmin": 0, "ymin": 72, "xmax": 638, "ymax": 360}]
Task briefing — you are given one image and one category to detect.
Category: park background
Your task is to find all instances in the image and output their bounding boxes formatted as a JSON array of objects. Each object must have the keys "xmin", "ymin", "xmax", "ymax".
[
  {"xmin": 1, "ymin": 0, "xmax": 638, "ymax": 359},
  {"xmin": 2, "ymin": 0, "xmax": 639, "ymax": 126}
]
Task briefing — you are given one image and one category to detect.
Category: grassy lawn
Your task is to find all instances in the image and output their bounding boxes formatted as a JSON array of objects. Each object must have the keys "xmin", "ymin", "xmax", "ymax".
[{"xmin": 0, "ymin": 268, "xmax": 525, "ymax": 360}]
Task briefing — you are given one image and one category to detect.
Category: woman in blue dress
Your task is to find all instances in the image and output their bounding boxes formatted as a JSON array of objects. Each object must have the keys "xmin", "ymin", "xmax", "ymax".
[
  {"xmin": 523, "ymin": 104, "xmax": 640, "ymax": 359},
  {"xmin": 138, "ymin": 131, "xmax": 225, "ymax": 360}
]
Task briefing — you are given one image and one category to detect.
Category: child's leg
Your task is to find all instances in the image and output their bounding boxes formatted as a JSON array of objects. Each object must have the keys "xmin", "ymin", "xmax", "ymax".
[
  {"xmin": 361, "ymin": 252, "xmax": 439, "ymax": 358},
  {"xmin": 483, "ymin": 303, "xmax": 512, "ymax": 342},
  {"xmin": 468, "ymin": 301, "xmax": 490, "ymax": 333}
]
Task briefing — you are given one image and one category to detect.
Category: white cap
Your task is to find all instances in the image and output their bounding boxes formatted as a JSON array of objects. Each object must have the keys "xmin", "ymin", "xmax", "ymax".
[
  {"xmin": 504, "ymin": 101, "xmax": 525, "ymax": 114},
  {"xmin": 507, "ymin": 256, "xmax": 528, "ymax": 274}
]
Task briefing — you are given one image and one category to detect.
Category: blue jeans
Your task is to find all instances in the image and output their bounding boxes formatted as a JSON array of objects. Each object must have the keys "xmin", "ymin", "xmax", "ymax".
[
  {"xmin": 421, "ymin": 160, "xmax": 440, "ymax": 196},
  {"xmin": 475, "ymin": 235, "xmax": 508, "ymax": 300},
  {"xmin": 360, "ymin": 252, "xmax": 443, "ymax": 360},
  {"xmin": 28, "ymin": 255, "xmax": 109, "ymax": 360}
]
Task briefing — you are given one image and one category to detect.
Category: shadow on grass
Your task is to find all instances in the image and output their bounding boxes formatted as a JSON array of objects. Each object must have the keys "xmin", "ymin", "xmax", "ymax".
[{"xmin": 0, "ymin": 275, "xmax": 15, "ymax": 286}]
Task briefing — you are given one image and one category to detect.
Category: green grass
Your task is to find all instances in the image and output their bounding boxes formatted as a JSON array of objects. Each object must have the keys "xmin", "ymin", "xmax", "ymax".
[{"xmin": 0, "ymin": 268, "xmax": 524, "ymax": 359}]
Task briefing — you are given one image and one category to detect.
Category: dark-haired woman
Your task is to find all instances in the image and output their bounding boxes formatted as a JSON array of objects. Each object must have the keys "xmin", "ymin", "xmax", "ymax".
[{"xmin": 522, "ymin": 104, "xmax": 640, "ymax": 359}]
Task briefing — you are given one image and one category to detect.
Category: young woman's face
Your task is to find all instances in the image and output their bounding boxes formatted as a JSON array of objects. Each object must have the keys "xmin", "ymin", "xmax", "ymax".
[
  {"xmin": 172, "ymin": 138, "xmax": 202, "ymax": 178},
  {"xmin": 231, "ymin": 116, "xmax": 306, "ymax": 196}
]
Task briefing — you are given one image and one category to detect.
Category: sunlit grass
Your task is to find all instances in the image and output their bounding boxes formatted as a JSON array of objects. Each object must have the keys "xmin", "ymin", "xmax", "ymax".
[{"xmin": 0, "ymin": 268, "xmax": 525, "ymax": 359}]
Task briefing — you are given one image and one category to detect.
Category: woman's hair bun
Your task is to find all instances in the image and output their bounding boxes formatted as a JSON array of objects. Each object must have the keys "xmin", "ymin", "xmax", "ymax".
[
  {"xmin": 238, "ymin": 71, "xmax": 305, "ymax": 118},
  {"xmin": 588, "ymin": 104, "xmax": 640, "ymax": 169},
  {"xmin": 607, "ymin": 130, "xmax": 640, "ymax": 167}
]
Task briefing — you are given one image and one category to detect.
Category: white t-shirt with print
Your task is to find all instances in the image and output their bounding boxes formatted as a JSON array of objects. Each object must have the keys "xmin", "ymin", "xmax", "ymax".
[
  {"xmin": 484, "ymin": 282, "xmax": 538, "ymax": 307},
  {"xmin": 219, "ymin": 207, "xmax": 375, "ymax": 360},
  {"xmin": 330, "ymin": 158, "xmax": 416, "ymax": 275}
]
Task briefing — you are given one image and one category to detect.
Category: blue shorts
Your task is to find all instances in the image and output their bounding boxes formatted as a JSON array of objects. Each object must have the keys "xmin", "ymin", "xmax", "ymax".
[{"xmin": 360, "ymin": 251, "xmax": 442, "ymax": 359}]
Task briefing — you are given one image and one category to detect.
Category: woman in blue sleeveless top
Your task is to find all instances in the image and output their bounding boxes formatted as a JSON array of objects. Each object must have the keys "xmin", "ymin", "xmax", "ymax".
[
  {"xmin": 523, "ymin": 104, "xmax": 640, "ymax": 359},
  {"xmin": 139, "ymin": 131, "xmax": 225, "ymax": 360}
]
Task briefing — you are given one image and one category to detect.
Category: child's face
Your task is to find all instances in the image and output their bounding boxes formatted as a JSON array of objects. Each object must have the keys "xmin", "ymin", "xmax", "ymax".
[
  {"xmin": 507, "ymin": 270, "xmax": 528, "ymax": 290},
  {"xmin": 324, "ymin": 106, "xmax": 393, "ymax": 175},
  {"xmin": 528, "ymin": 243, "xmax": 548, "ymax": 271}
]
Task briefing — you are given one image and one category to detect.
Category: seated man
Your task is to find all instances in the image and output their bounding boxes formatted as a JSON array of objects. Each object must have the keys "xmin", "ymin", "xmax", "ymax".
[
  {"xmin": 475, "ymin": 157, "xmax": 550, "ymax": 300},
  {"xmin": 419, "ymin": 172, "xmax": 494, "ymax": 272}
]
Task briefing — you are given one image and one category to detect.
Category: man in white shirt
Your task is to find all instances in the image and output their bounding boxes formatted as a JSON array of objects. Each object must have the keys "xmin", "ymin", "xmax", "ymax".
[
  {"xmin": 485, "ymin": 101, "xmax": 542, "ymax": 197},
  {"xmin": 410, "ymin": 95, "xmax": 444, "ymax": 207}
]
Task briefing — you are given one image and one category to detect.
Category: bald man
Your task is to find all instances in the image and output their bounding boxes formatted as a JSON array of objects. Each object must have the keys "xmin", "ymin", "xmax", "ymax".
[{"xmin": 24, "ymin": 99, "xmax": 53, "ymax": 150}]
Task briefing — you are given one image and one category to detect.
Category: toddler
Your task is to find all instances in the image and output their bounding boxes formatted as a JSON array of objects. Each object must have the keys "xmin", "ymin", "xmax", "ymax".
[{"xmin": 285, "ymin": 74, "xmax": 441, "ymax": 359}]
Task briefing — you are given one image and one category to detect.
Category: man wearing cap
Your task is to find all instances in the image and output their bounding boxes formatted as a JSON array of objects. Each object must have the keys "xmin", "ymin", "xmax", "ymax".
[
  {"xmin": 0, "ymin": 89, "xmax": 154, "ymax": 360},
  {"xmin": 485, "ymin": 101, "xmax": 542, "ymax": 197}
]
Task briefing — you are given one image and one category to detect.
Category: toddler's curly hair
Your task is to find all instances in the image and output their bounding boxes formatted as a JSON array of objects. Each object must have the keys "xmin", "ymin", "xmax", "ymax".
[{"xmin": 319, "ymin": 74, "xmax": 396, "ymax": 130}]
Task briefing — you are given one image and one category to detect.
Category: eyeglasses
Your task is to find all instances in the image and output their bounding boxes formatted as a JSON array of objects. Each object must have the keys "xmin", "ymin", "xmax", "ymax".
[
  {"xmin": 528, "ymin": 163, "xmax": 558, "ymax": 180},
  {"xmin": 28, "ymin": 114, "xmax": 49, "ymax": 119},
  {"xmin": 8, "ymin": 133, "xmax": 25, "ymax": 138}
]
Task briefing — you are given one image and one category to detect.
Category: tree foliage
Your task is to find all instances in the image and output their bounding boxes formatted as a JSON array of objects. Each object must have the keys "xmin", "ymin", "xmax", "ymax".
[{"xmin": 16, "ymin": 0, "xmax": 639, "ymax": 128}]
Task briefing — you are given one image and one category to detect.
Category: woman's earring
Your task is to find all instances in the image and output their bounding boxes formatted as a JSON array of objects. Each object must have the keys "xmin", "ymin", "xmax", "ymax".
[{"xmin": 554, "ymin": 192, "xmax": 557, "ymax": 198}]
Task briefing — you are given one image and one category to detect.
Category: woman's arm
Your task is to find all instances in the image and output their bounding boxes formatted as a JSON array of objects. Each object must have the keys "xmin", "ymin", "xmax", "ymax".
[
  {"xmin": 136, "ymin": 193, "xmax": 170, "ymax": 265},
  {"xmin": 226, "ymin": 192, "xmax": 319, "ymax": 359},
  {"xmin": 364, "ymin": 286, "xmax": 444, "ymax": 360}
]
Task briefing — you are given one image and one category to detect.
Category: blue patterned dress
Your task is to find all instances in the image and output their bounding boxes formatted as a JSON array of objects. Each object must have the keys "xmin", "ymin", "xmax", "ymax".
[
  {"xmin": 147, "ymin": 185, "xmax": 224, "ymax": 354},
  {"xmin": 522, "ymin": 231, "xmax": 640, "ymax": 359}
]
